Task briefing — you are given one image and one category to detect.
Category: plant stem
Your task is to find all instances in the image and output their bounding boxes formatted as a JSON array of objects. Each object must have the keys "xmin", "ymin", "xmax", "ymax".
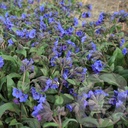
[
  {"xmin": 58, "ymin": 115, "xmax": 62, "ymax": 128},
  {"xmin": 22, "ymin": 70, "xmax": 26, "ymax": 86}
]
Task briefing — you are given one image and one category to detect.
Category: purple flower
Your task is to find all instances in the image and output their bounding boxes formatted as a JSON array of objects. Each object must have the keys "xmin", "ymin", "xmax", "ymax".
[
  {"xmin": 122, "ymin": 47, "xmax": 127, "ymax": 55},
  {"xmin": 91, "ymin": 60, "xmax": 104, "ymax": 73},
  {"xmin": 8, "ymin": 39, "xmax": 14, "ymax": 46},
  {"xmin": 36, "ymin": 114, "xmax": 42, "ymax": 121},
  {"xmin": 19, "ymin": 94, "xmax": 28, "ymax": 102},
  {"xmin": 12, "ymin": 88, "xmax": 22, "ymax": 98},
  {"xmin": 29, "ymin": 29, "xmax": 36, "ymax": 39},
  {"xmin": 0, "ymin": 56, "xmax": 4, "ymax": 68},
  {"xmin": 13, "ymin": 98, "xmax": 20, "ymax": 104}
]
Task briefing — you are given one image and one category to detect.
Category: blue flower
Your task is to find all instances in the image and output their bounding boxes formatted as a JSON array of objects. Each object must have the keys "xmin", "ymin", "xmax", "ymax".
[
  {"xmin": 12, "ymin": 88, "xmax": 22, "ymax": 98},
  {"xmin": 51, "ymin": 84, "xmax": 58, "ymax": 89},
  {"xmin": 120, "ymin": 38, "xmax": 125, "ymax": 47},
  {"xmin": 8, "ymin": 39, "xmax": 14, "ymax": 46},
  {"xmin": 74, "ymin": 17, "xmax": 78, "ymax": 26},
  {"xmin": 87, "ymin": 4, "xmax": 92, "ymax": 10},
  {"xmin": 122, "ymin": 47, "xmax": 127, "ymax": 55},
  {"xmin": 94, "ymin": 89, "xmax": 108, "ymax": 96},
  {"xmin": 19, "ymin": 94, "xmax": 28, "ymax": 102},
  {"xmin": 28, "ymin": 0, "xmax": 34, "ymax": 4},
  {"xmin": 91, "ymin": 60, "xmax": 104, "ymax": 73},
  {"xmin": 21, "ymin": 13, "xmax": 27, "ymax": 19},
  {"xmin": 32, "ymin": 92, "xmax": 41, "ymax": 100},
  {"xmin": 29, "ymin": 29, "xmax": 36, "ymax": 39},
  {"xmin": 38, "ymin": 96, "xmax": 46, "ymax": 103},
  {"xmin": 0, "ymin": 56, "xmax": 4, "ymax": 68},
  {"xmin": 81, "ymin": 35, "xmax": 87, "ymax": 43},
  {"xmin": 76, "ymin": 30, "xmax": 84, "ymax": 37},
  {"xmin": 40, "ymin": 4, "xmax": 45, "ymax": 12},
  {"xmin": 91, "ymin": 42, "xmax": 97, "ymax": 51},
  {"xmin": 117, "ymin": 91, "xmax": 127, "ymax": 102},
  {"xmin": 116, "ymin": 100, "xmax": 123, "ymax": 108},
  {"xmin": 66, "ymin": 104, "xmax": 73, "ymax": 112},
  {"xmin": 82, "ymin": 12, "xmax": 91, "ymax": 18}
]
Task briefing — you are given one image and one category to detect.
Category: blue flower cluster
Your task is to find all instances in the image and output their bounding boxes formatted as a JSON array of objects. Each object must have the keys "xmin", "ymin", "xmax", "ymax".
[
  {"xmin": 12, "ymin": 87, "xmax": 28, "ymax": 102},
  {"xmin": 31, "ymin": 87, "xmax": 46, "ymax": 121}
]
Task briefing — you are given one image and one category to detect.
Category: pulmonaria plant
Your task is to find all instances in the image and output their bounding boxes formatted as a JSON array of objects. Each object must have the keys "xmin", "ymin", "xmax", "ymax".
[{"xmin": 0, "ymin": 0, "xmax": 128, "ymax": 128}]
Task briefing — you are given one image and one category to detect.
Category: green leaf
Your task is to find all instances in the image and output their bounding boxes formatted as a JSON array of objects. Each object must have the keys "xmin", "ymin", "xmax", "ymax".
[
  {"xmin": 99, "ymin": 73, "xmax": 127, "ymax": 88},
  {"xmin": 79, "ymin": 117, "xmax": 99, "ymax": 127},
  {"xmin": 99, "ymin": 119, "xmax": 113, "ymax": 127},
  {"xmin": 55, "ymin": 95, "xmax": 64, "ymax": 105},
  {"xmin": 7, "ymin": 75, "xmax": 15, "ymax": 97},
  {"xmin": 43, "ymin": 122, "xmax": 59, "ymax": 128},
  {"xmin": 62, "ymin": 118, "xmax": 77, "ymax": 128},
  {"xmin": 108, "ymin": 47, "xmax": 124, "ymax": 66},
  {"xmin": 16, "ymin": 49, "xmax": 27, "ymax": 57},
  {"xmin": 40, "ymin": 68, "xmax": 48, "ymax": 76},
  {"xmin": 63, "ymin": 94, "xmax": 74, "ymax": 100},
  {"xmin": 1, "ymin": 55, "xmax": 17, "ymax": 65},
  {"xmin": 0, "ymin": 120, "xmax": 3, "ymax": 126},
  {"xmin": 0, "ymin": 102, "xmax": 20, "ymax": 118},
  {"xmin": 22, "ymin": 118, "xmax": 40, "ymax": 128},
  {"xmin": 9, "ymin": 119, "xmax": 22, "ymax": 126},
  {"xmin": 67, "ymin": 79, "xmax": 76, "ymax": 85}
]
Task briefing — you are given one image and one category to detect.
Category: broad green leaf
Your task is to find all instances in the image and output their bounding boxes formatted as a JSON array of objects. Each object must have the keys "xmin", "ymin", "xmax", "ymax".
[
  {"xmin": 55, "ymin": 95, "xmax": 64, "ymax": 105},
  {"xmin": 22, "ymin": 118, "xmax": 40, "ymax": 128},
  {"xmin": 0, "ymin": 102, "xmax": 20, "ymax": 118},
  {"xmin": 0, "ymin": 120, "xmax": 3, "ymax": 126},
  {"xmin": 63, "ymin": 94, "xmax": 74, "ymax": 100},
  {"xmin": 99, "ymin": 119, "xmax": 113, "ymax": 127},
  {"xmin": 43, "ymin": 122, "xmax": 59, "ymax": 128},
  {"xmin": 62, "ymin": 118, "xmax": 77, "ymax": 128},
  {"xmin": 40, "ymin": 68, "xmax": 48, "ymax": 76},
  {"xmin": 16, "ymin": 49, "xmax": 27, "ymax": 57},
  {"xmin": 99, "ymin": 73, "xmax": 127, "ymax": 88},
  {"xmin": 67, "ymin": 79, "xmax": 76, "ymax": 85},
  {"xmin": 108, "ymin": 47, "xmax": 124, "ymax": 66},
  {"xmin": 1, "ymin": 55, "xmax": 17, "ymax": 65},
  {"xmin": 7, "ymin": 75, "xmax": 15, "ymax": 97},
  {"xmin": 9, "ymin": 119, "xmax": 22, "ymax": 126},
  {"xmin": 79, "ymin": 117, "xmax": 99, "ymax": 127},
  {"xmin": 8, "ymin": 73, "xmax": 21, "ymax": 78}
]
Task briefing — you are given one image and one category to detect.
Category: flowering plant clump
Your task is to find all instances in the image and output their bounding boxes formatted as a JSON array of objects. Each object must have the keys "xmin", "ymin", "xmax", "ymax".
[{"xmin": 0, "ymin": 0, "xmax": 128, "ymax": 128}]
